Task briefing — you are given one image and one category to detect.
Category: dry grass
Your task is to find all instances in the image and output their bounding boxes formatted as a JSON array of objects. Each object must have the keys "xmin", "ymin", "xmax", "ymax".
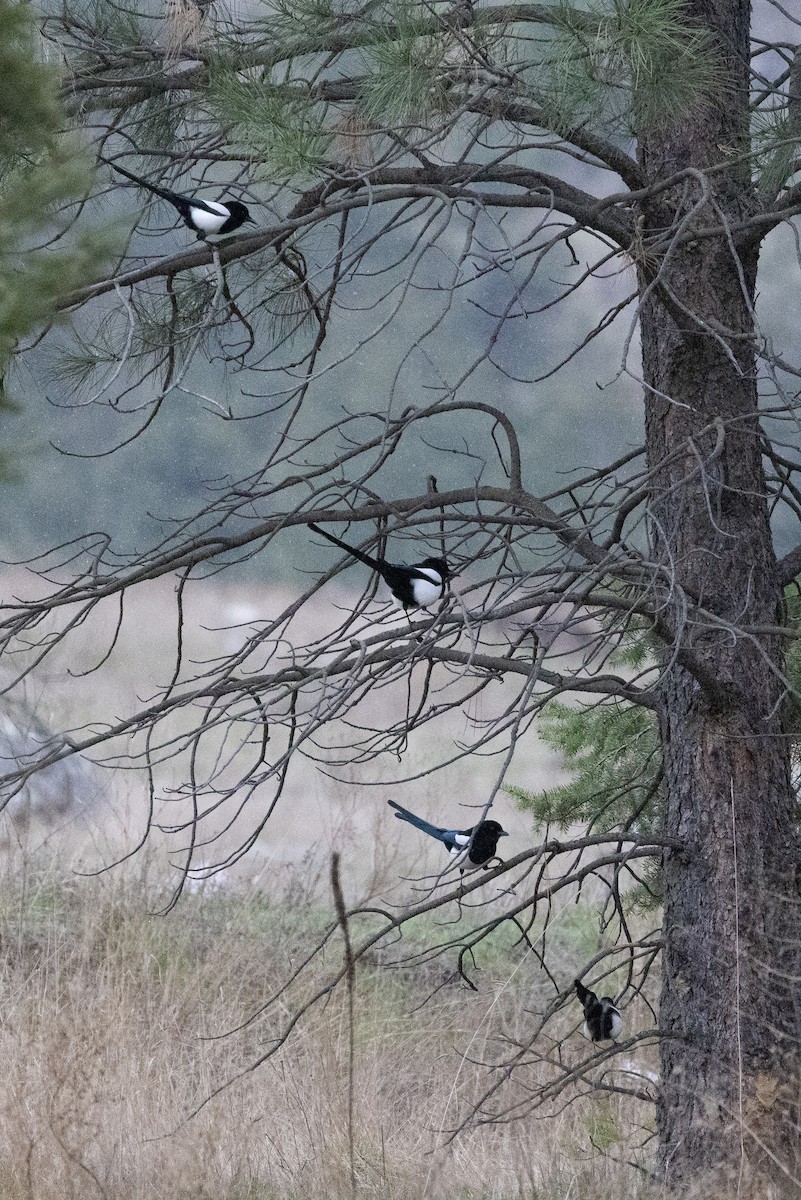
[
  {"xmin": 0, "ymin": 839, "xmax": 657, "ymax": 1200},
  {"xmin": 0, "ymin": 577, "xmax": 659, "ymax": 1199}
]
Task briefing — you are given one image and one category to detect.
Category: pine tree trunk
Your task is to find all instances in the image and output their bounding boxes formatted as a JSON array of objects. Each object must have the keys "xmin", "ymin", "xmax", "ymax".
[{"xmin": 638, "ymin": 0, "xmax": 801, "ymax": 1188}]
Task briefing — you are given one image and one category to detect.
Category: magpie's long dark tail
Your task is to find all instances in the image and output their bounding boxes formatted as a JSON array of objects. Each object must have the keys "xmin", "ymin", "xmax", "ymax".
[
  {"xmin": 308, "ymin": 522, "xmax": 384, "ymax": 574},
  {"xmin": 98, "ymin": 154, "xmax": 183, "ymax": 207},
  {"xmin": 387, "ymin": 800, "xmax": 447, "ymax": 842},
  {"xmin": 575, "ymin": 979, "xmax": 594, "ymax": 1006}
]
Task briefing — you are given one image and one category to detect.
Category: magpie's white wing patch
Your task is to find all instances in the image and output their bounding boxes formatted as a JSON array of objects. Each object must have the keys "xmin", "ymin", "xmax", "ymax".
[
  {"xmin": 409, "ymin": 569, "xmax": 444, "ymax": 608},
  {"xmin": 449, "ymin": 835, "xmax": 485, "ymax": 872},
  {"xmin": 189, "ymin": 202, "xmax": 230, "ymax": 233}
]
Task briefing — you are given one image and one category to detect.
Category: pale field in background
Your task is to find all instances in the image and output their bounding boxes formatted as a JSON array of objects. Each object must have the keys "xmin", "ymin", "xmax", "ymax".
[
  {"xmin": 0, "ymin": 576, "xmax": 659, "ymax": 1199},
  {"xmin": 2, "ymin": 572, "xmax": 569, "ymax": 887}
]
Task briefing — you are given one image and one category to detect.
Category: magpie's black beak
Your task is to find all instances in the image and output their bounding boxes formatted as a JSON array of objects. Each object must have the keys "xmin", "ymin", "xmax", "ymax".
[{"xmin": 500, "ymin": 830, "xmax": 509, "ymax": 836}]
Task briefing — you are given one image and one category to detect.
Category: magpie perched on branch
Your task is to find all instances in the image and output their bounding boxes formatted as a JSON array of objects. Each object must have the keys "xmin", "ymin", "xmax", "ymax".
[
  {"xmin": 98, "ymin": 155, "xmax": 255, "ymax": 240},
  {"xmin": 575, "ymin": 978, "xmax": 623, "ymax": 1042},
  {"xmin": 388, "ymin": 800, "xmax": 508, "ymax": 871},
  {"xmin": 308, "ymin": 522, "xmax": 449, "ymax": 610}
]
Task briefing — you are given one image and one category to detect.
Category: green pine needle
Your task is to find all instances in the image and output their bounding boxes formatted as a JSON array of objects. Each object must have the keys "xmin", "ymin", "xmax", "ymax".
[
  {"xmin": 358, "ymin": 4, "xmax": 452, "ymax": 127},
  {"xmin": 753, "ymin": 111, "xmax": 799, "ymax": 196},
  {"xmin": 131, "ymin": 92, "xmax": 185, "ymax": 154},
  {"xmin": 91, "ymin": 0, "xmax": 143, "ymax": 50},
  {"xmin": 534, "ymin": 0, "xmax": 721, "ymax": 136},
  {"xmin": 133, "ymin": 277, "xmax": 218, "ymax": 364},
  {"xmin": 510, "ymin": 582, "xmax": 801, "ymax": 911},
  {"xmin": 260, "ymin": 261, "xmax": 321, "ymax": 348},
  {"xmin": 208, "ymin": 74, "xmax": 329, "ymax": 180},
  {"xmin": 268, "ymin": 0, "xmax": 337, "ymax": 37},
  {"xmin": 509, "ymin": 699, "xmax": 661, "ymax": 833}
]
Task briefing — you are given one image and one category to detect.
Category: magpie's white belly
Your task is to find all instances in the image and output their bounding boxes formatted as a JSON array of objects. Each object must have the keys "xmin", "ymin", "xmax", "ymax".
[
  {"xmin": 449, "ymin": 835, "xmax": 474, "ymax": 871},
  {"xmin": 409, "ymin": 572, "xmax": 443, "ymax": 607},
  {"xmin": 582, "ymin": 1008, "xmax": 623, "ymax": 1041},
  {"xmin": 190, "ymin": 202, "xmax": 230, "ymax": 233}
]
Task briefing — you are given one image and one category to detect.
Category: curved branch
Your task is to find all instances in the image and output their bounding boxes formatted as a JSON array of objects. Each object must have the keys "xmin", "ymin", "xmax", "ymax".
[{"xmin": 62, "ymin": 164, "xmax": 632, "ymax": 308}]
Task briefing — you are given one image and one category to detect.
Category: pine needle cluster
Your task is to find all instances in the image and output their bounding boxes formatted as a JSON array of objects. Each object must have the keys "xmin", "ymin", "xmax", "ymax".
[
  {"xmin": 512, "ymin": 583, "xmax": 801, "ymax": 907},
  {"xmin": 509, "ymin": 691, "xmax": 663, "ymax": 910},
  {"xmin": 753, "ymin": 109, "xmax": 800, "ymax": 198},
  {"xmin": 260, "ymin": 0, "xmax": 336, "ymax": 43},
  {"xmin": 511, "ymin": 698, "xmax": 661, "ymax": 833},
  {"xmin": 358, "ymin": 5, "xmax": 453, "ymax": 126},
  {"xmin": 536, "ymin": 0, "xmax": 720, "ymax": 136},
  {"xmin": 209, "ymin": 74, "xmax": 329, "ymax": 181},
  {"xmin": 259, "ymin": 260, "xmax": 321, "ymax": 347},
  {"xmin": 202, "ymin": 0, "xmax": 723, "ymax": 176}
]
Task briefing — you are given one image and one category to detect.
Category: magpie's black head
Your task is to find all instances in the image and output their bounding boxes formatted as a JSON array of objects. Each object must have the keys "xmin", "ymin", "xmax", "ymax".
[
  {"xmin": 226, "ymin": 200, "xmax": 254, "ymax": 226},
  {"xmin": 466, "ymin": 818, "xmax": 509, "ymax": 866},
  {"xmin": 421, "ymin": 556, "xmax": 449, "ymax": 578},
  {"xmin": 479, "ymin": 819, "xmax": 508, "ymax": 838}
]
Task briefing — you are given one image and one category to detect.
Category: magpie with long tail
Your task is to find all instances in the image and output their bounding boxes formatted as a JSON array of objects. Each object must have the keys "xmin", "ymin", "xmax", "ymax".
[
  {"xmin": 575, "ymin": 978, "xmax": 623, "ymax": 1042},
  {"xmin": 98, "ymin": 155, "xmax": 255, "ymax": 240},
  {"xmin": 308, "ymin": 522, "xmax": 449, "ymax": 610},
  {"xmin": 388, "ymin": 800, "xmax": 508, "ymax": 871}
]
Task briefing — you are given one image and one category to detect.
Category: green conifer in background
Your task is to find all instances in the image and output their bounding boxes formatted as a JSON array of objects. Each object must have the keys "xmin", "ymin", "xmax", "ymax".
[{"xmin": 0, "ymin": 0, "xmax": 109, "ymax": 367}]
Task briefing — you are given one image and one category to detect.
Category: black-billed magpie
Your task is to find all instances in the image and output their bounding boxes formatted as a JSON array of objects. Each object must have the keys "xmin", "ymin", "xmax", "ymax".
[
  {"xmin": 388, "ymin": 800, "xmax": 508, "ymax": 870},
  {"xmin": 575, "ymin": 979, "xmax": 622, "ymax": 1042},
  {"xmin": 308, "ymin": 523, "xmax": 449, "ymax": 610},
  {"xmin": 99, "ymin": 155, "xmax": 255, "ymax": 240}
]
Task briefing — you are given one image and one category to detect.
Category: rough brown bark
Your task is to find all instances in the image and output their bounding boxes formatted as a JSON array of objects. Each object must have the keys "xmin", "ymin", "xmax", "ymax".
[{"xmin": 638, "ymin": 0, "xmax": 801, "ymax": 1189}]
